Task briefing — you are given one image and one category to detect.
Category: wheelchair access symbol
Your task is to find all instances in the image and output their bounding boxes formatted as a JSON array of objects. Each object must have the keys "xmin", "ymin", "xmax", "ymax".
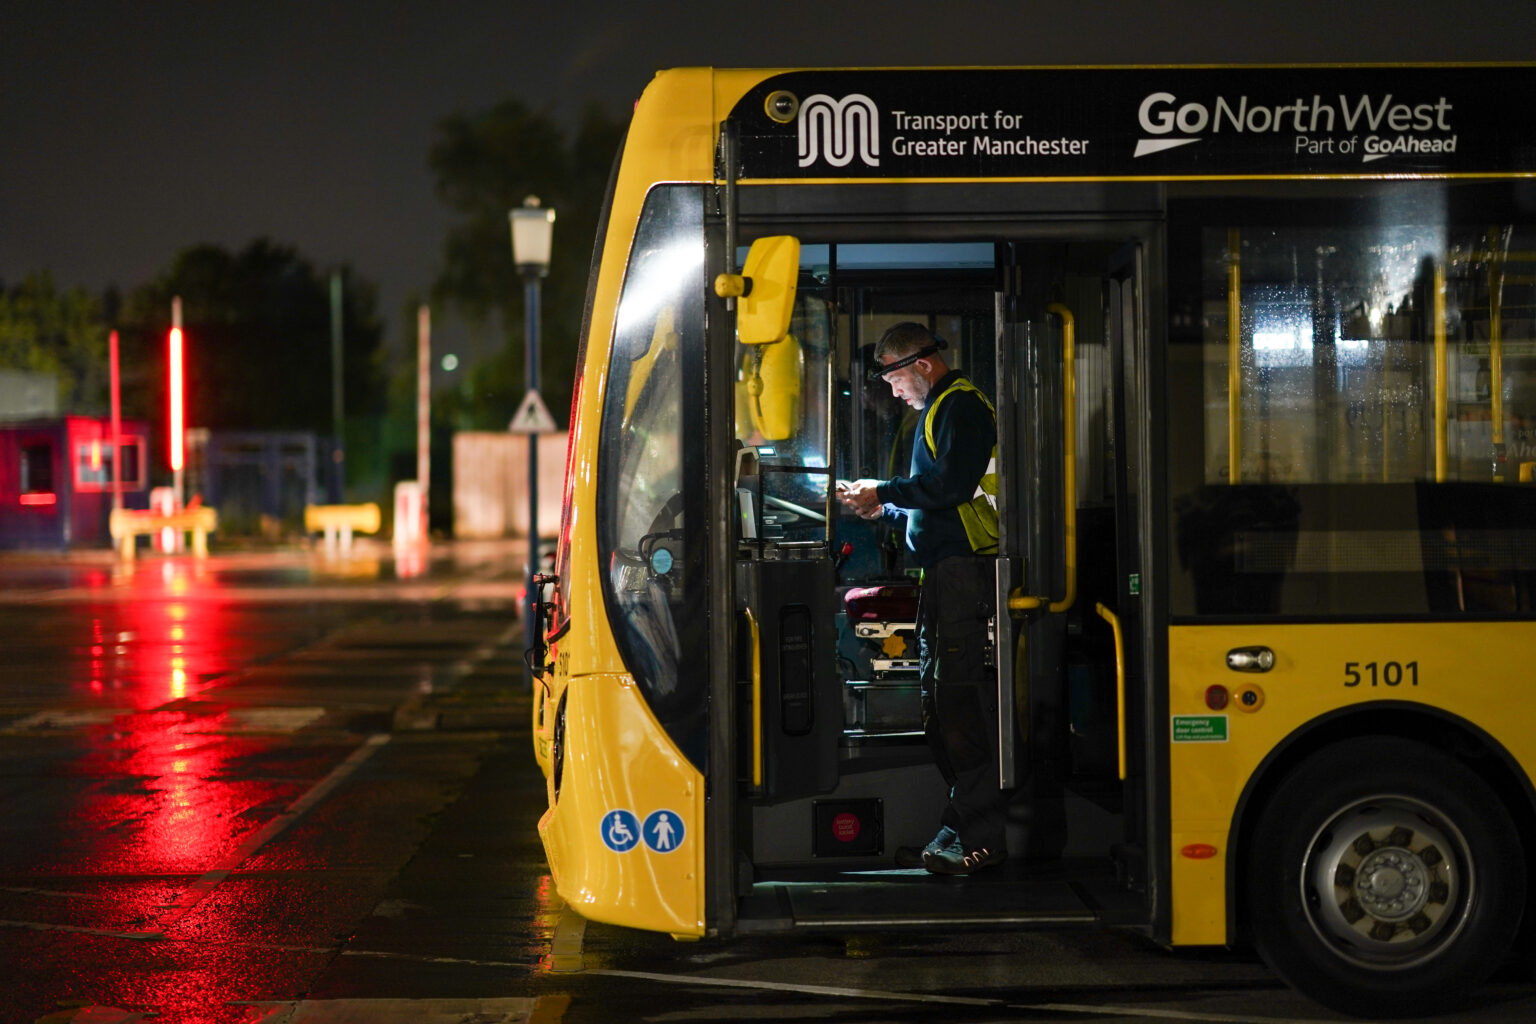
[{"xmin": 601, "ymin": 809, "xmax": 641, "ymax": 853}]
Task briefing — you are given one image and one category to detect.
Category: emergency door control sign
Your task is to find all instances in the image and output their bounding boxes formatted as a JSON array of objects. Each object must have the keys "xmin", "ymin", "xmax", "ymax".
[{"xmin": 1172, "ymin": 715, "xmax": 1229, "ymax": 742}]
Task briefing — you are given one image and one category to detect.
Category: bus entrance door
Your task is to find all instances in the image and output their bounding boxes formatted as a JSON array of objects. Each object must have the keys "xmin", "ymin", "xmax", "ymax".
[{"xmin": 999, "ymin": 240, "xmax": 1145, "ymax": 869}]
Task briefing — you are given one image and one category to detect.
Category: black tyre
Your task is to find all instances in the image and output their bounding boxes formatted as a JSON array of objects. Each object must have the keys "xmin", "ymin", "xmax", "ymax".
[{"xmin": 1247, "ymin": 737, "xmax": 1525, "ymax": 1017}]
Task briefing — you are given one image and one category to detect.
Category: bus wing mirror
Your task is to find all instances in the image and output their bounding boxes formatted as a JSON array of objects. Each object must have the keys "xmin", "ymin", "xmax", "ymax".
[
  {"xmin": 714, "ymin": 235, "xmax": 800, "ymax": 345},
  {"xmin": 750, "ymin": 333, "xmax": 802, "ymax": 441},
  {"xmin": 525, "ymin": 573, "xmax": 558, "ymax": 679}
]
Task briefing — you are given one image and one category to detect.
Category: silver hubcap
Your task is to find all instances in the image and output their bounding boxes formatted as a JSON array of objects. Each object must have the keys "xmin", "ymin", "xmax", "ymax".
[
  {"xmin": 1302, "ymin": 796, "xmax": 1470, "ymax": 967},
  {"xmin": 1356, "ymin": 847, "xmax": 1425, "ymax": 920}
]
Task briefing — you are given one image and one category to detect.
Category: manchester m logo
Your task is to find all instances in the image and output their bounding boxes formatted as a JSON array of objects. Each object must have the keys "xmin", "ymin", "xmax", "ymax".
[{"xmin": 798, "ymin": 93, "xmax": 881, "ymax": 168}]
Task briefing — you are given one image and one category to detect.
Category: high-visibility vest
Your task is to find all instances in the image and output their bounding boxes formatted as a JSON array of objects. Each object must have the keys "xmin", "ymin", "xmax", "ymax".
[{"xmin": 922, "ymin": 378, "xmax": 999, "ymax": 555}]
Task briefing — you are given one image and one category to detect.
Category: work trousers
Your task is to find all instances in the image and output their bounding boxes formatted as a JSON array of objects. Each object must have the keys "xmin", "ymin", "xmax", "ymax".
[{"xmin": 917, "ymin": 554, "xmax": 1008, "ymax": 852}]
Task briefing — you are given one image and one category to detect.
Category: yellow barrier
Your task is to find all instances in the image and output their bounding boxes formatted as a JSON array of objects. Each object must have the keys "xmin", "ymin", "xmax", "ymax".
[
  {"xmin": 109, "ymin": 505, "xmax": 218, "ymax": 561},
  {"xmin": 304, "ymin": 503, "xmax": 381, "ymax": 551}
]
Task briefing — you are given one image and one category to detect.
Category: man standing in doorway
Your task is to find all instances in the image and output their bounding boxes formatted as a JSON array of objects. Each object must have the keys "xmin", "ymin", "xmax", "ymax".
[{"xmin": 838, "ymin": 322, "xmax": 1007, "ymax": 874}]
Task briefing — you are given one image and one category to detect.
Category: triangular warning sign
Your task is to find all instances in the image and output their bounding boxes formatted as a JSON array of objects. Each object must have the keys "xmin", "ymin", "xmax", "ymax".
[{"xmin": 509, "ymin": 389, "xmax": 558, "ymax": 434}]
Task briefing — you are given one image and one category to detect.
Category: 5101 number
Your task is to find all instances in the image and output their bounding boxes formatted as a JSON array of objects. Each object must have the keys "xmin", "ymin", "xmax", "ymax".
[{"xmin": 1344, "ymin": 661, "xmax": 1419, "ymax": 687}]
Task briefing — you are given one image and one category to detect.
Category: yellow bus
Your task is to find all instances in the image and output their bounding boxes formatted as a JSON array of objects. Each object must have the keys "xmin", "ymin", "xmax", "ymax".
[{"xmin": 528, "ymin": 65, "xmax": 1536, "ymax": 1016}]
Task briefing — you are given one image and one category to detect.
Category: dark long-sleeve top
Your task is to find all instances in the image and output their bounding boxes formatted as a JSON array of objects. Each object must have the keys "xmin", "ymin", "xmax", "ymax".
[{"xmin": 875, "ymin": 370, "xmax": 996, "ymax": 568}]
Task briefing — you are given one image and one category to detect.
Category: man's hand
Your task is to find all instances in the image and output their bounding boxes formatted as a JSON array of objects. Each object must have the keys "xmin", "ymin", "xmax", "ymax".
[{"xmin": 837, "ymin": 479, "xmax": 885, "ymax": 520}]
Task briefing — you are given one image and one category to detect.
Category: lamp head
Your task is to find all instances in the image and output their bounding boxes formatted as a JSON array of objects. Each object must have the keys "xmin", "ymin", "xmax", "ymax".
[{"xmin": 510, "ymin": 195, "xmax": 556, "ymax": 276}]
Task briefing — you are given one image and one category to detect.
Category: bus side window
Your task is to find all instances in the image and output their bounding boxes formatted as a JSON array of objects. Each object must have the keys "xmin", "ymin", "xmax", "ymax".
[{"xmin": 1171, "ymin": 215, "xmax": 1536, "ymax": 618}]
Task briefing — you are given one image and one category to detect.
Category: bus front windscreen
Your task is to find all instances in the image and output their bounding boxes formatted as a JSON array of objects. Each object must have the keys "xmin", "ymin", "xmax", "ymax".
[{"xmin": 596, "ymin": 185, "xmax": 710, "ymax": 767}]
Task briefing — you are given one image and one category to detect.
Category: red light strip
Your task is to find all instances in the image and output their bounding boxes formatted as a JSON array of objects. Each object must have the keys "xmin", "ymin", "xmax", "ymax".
[
  {"xmin": 169, "ymin": 327, "xmax": 184, "ymax": 471},
  {"xmin": 20, "ymin": 492, "xmax": 58, "ymax": 506}
]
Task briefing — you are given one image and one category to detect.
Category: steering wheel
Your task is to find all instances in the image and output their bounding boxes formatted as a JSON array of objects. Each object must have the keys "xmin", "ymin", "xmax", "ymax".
[{"xmin": 646, "ymin": 491, "xmax": 686, "ymax": 536}]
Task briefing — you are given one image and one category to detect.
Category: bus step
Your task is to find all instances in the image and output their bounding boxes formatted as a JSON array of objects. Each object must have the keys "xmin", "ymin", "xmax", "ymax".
[
  {"xmin": 740, "ymin": 877, "xmax": 1100, "ymax": 931},
  {"xmin": 842, "ymin": 678, "xmax": 923, "ymax": 734}
]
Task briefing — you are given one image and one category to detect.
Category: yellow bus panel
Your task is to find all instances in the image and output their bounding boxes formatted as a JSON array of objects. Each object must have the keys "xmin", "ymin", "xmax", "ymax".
[
  {"xmin": 538, "ymin": 671, "xmax": 705, "ymax": 936},
  {"xmin": 1168, "ymin": 621, "xmax": 1536, "ymax": 944}
]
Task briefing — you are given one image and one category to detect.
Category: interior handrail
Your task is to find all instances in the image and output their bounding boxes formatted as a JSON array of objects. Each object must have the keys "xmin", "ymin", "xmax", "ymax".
[
  {"xmin": 746, "ymin": 607, "xmax": 762, "ymax": 789},
  {"xmin": 1096, "ymin": 602, "xmax": 1127, "ymax": 781},
  {"xmin": 1009, "ymin": 302, "xmax": 1077, "ymax": 615}
]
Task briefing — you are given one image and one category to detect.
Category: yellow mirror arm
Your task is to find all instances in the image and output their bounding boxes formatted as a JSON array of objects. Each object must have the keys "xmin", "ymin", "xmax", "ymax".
[{"xmin": 714, "ymin": 273, "xmax": 752, "ymax": 299}]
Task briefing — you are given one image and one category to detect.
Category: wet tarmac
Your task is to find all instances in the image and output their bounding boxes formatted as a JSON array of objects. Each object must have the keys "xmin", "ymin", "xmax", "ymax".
[
  {"xmin": 3, "ymin": 540, "xmax": 1536, "ymax": 1023},
  {"xmin": 0, "ymin": 538, "xmax": 529, "ymax": 605},
  {"xmin": 1, "ymin": 540, "xmax": 535, "ymax": 1022}
]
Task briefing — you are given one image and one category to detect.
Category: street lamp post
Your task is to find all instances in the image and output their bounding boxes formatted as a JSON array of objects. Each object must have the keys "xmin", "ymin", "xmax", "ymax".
[{"xmin": 510, "ymin": 196, "xmax": 555, "ymax": 684}]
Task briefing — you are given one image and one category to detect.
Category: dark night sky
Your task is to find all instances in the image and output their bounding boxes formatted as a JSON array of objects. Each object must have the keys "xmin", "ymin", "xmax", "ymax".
[{"xmin": 4, "ymin": 1, "xmax": 1536, "ymax": 363}]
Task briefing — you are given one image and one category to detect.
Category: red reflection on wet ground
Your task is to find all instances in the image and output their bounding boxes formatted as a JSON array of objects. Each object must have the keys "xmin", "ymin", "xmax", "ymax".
[
  {"xmin": 0, "ymin": 550, "xmax": 537, "ymax": 1022},
  {"xmin": 12, "ymin": 563, "xmax": 364, "ymax": 880},
  {"xmin": 533, "ymin": 872, "xmax": 560, "ymax": 974},
  {"xmin": 88, "ymin": 563, "xmax": 239, "ymax": 710},
  {"xmin": 43, "ymin": 710, "xmax": 305, "ymax": 878}
]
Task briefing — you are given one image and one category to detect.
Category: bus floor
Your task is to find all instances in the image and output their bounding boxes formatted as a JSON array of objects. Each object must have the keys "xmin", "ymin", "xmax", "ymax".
[{"xmin": 737, "ymin": 857, "xmax": 1144, "ymax": 932}]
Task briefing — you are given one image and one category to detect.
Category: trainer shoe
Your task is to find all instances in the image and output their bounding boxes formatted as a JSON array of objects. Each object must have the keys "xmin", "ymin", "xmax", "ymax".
[
  {"xmin": 894, "ymin": 826, "xmax": 960, "ymax": 868},
  {"xmin": 923, "ymin": 845, "xmax": 1008, "ymax": 875}
]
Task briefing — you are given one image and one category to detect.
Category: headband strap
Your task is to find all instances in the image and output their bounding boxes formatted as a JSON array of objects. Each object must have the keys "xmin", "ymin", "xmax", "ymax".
[{"xmin": 867, "ymin": 338, "xmax": 946, "ymax": 380}]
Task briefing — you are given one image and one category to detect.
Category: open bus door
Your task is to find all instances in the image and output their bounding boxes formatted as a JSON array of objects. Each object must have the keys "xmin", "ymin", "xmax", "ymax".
[
  {"xmin": 1000, "ymin": 240, "xmax": 1152, "ymax": 886},
  {"xmin": 1104, "ymin": 243, "xmax": 1156, "ymax": 910},
  {"xmin": 712, "ymin": 227, "xmax": 1154, "ymax": 934}
]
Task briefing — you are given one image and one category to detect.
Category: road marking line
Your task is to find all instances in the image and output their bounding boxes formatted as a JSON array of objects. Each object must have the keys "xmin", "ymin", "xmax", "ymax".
[
  {"xmin": 0, "ymin": 885, "xmax": 107, "ymax": 901},
  {"xmin": 5, "ymin": 709, "xmax": 121, "ymax": 730},
  {"xmin": 583, "ymin": 969, "xmax": 1335, "ymax": 1023},
  {"xmin": 584, "ymin": 968, "xmax": 1003, "ymax": 1007},
  {"xmin": 0, "ymin": 917, "xmax": 159, "ymax": 941},
  {"xmin": 1023, "ymin": 1002, "xmax": 1340, "ymax": 1024},
  {"xmin": 231, "ymin": 997, "xmax": 542, "ymax": 1023},
  {"xmin": 547, "ymin": 905, "xmax": 586, "ymax": 973},
  {"xmin": 207, "ymin": 706, "xmax": 327, "ymax": 732},
  {"xmin": 527, "ymin": 993, "xmax": 570, "ymax": 1024},
  {"xmin": 27, "ymin": 1007, "xmax": 148, "ymax": 1023},
  {"xmin": 153, "ymin": 732, "xmax": 392, "ymax": 931},
  {"xmin": 339, "ymin": 948, "xmax": 533, "ymax": 969},
  {"xmin": 389, "ymin": 620, "xmax": 520, "ymax": 731},
  {"xmin": 0, "ymin": 919, "xmax": 555, "ymax": 978},
  {"xmin": 0, "ymin": 926, "xmax": 542, "ymax": 971}
]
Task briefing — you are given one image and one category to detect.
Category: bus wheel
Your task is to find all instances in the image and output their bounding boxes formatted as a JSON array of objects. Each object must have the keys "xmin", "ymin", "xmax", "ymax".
[{"xmin": 1247, "ymin": 737, "xmax": 1525, "ymax": 1017}]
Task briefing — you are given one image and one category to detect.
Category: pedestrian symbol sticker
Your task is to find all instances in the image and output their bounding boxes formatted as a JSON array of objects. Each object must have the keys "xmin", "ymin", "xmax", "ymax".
[
  {"xmin": 601, "ymin": 809, "xmax": 641, "ymax": 853},
  {"xmin": 643, "ymin": 809, "xmax": 684, "ymax": 853}
]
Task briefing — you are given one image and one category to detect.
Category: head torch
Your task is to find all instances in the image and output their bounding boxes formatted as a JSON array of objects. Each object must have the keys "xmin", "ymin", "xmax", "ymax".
[{"xmin": 867, "ymin": 338, "xmax": 947, "ymax": 381}]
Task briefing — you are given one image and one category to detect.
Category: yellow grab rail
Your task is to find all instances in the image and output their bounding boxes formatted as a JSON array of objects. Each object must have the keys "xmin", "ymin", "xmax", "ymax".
[
  {"xmin": 1009, "ymin": 302, "xmax": 1077, "ymax": 615},
  {"xmin": 1227, "ymin": 228, "xmax": 1242, "ymax": 485},
  {"xmin": 1490, "ymin": 237, "xmax": 1507, "ymax": 465},
  {"xmin": 1434, "ymin": 260, "xmax": 1448, "ymax": 482},
  {"xmin": 1493, "ymin": 265, "xmax": 1505, "ymax": 449},
  {"xmin": 1095, "ymin": 602, "xmax": 1127, "ymax": 781},
  {"xmin": 745, "ymin": 608, "xmax": 762, "ymax": 788}
]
